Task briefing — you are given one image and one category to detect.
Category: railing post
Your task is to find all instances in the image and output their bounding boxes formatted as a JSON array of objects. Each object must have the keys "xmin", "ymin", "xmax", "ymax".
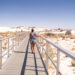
[
  {"xmin": 46, "ymin": 41, "xmax": 49, "ymax": 70},
  {"xmin": 57, "ymin": 50, "xmax": 60, "ymax": 75},
  {"xmin": 7, "ymin": 38, "xmax": 9, "ymax": 57},
  {"xmin": 0, "ymin": 40, "xmax": 2, "ymax": 69},
  {"xmin": 41, "ymin": 38, "xmax": 43, "ymax": 53},
  {"xmin": 18, "ymin": 34, "xmax": 19, "ymax": 46},
  {"xmin": 13, "ymin": 37, "xmax": 15, "ymax": 51},
  {"xmin": 40, "ymin": 37, "xmax": 43, "ymax": 44},
  {"xmin": 41, "ymin": 44, "xmax": 43, "ymax": 53}
]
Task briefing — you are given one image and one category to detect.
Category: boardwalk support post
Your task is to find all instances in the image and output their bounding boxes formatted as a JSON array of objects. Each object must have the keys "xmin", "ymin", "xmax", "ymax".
[
  {"xmin": 0, "ymin": 40, "xmax": 2, "ymax": 69},
  {"xmin": 41, "ymin": 39, "xmax": 43, "ymax": 53},
  {"xmin": 18, "ymin": 34, "xmax": 20, "ymax": 46},
  {"xmin": 46, "ymin": 42, "xmax": 49, "ymax": 70},
  {"xmin": 13, "ymin": 37, "xmax": 14, "ymax": 51},
  {"xmin": 57, "ymin": 50, "xmax": 60, "ymax": 75},
  {"xmin": 8, "ymin": 38, "xmax": 9, "ymax": 57}
]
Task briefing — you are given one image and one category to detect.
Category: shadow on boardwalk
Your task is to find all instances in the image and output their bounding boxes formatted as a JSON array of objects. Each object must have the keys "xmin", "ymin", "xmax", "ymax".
[
  {"xmin": 0, "ymin": 37, "xmax": 48, "ymax": 75},
  {"xmin": 21, "ymin": 41, "xmax": 48, "ymax": 75}
]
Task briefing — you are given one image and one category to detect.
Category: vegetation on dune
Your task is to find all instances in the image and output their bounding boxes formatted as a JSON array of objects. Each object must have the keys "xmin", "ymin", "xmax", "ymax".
[
  {"xmin": 0, "ymin": 32, "xmax": 15, "ymax": 38},
  {"xmin": 0, "ymin": 32, "xmax": 25, "ymax": 50},
  {"xmin": 38, "ymin": 31, "xmax": 75, "ymax": 74},
  {"xmin": 65, "ymin": 30, "xmax": 71, "ymax": 35},
  {"xmin": 42, "ymin": 33, "xmax": 75, "ymax": 39},
  {"xmin": 71, "ymin": 60, "xmax": 75, "ymax": 66}
]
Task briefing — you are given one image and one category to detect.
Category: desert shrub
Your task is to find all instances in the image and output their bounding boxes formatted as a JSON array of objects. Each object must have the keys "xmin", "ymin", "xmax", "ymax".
[
  {"xmin": 65, "ymin": 30, "xmax": 71, "ymax": 35},
  {"xmin": 70, "ymin": 35, "xmax": 75, "ymax": 39},
  {"xmin": 72, "ymin": 47, "xmax": 75, "ymax": 51},
  {"xmin": 0, "ymin": 32, "xmax": 15, "ymax": 38},
  {"xmin": 71, "ymin": 60, "xmax": 75, "ymax": 66},
  {"xmin": 42, "ymin": 31, "xmax": 75, "ymax": 39},
  {"xmin": 60, "ymin": 30, "xmax": 63, "ymax": 32},
  {"xmin": 49, "ymin": 44, "xmax": 54, "ymax": 58}
]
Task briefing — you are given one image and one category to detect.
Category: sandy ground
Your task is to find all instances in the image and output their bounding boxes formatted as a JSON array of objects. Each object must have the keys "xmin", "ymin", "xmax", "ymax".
[{"xmin": 48, "ymin": 37, "xmax": 75, "ymax": 75}]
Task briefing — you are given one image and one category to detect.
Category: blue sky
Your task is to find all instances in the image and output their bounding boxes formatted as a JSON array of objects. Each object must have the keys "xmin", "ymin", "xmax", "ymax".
[{"xmin": 0, "ymin": 0, "xmax": 75, "ymax": 29}]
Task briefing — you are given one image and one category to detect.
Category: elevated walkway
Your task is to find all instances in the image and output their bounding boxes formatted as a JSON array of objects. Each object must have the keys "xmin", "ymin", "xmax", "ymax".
[
  {"xmin": 0, "ymin": 34, "xmax": 75, "ymax": 75},
  {"xmin": 0, "ymin": 36, "xmax": 48, "ymax": 75}
]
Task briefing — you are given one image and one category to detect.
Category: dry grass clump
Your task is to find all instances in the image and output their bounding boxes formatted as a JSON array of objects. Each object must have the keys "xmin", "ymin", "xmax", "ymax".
[
  {"xmin": 71, "ymin": 60, "xmax": 75, "ymax": 66},
  {"xmin": 72, "ymin": 48, "xmax": 75, "ymax": 51},
  {"xmin": 65, "ymin": 30, "xmax": 71, "ymax": 35},
  {"xmin": 2, "ymin": 35, "xmax": 25, "ymax": 51},
  {"xmin": 0, "ymin": 32, "xmax": 15, "ymax": 38},
  {"xmin": 70, "ymin": 35, "xmax": 75, "ymax": 39},
  {"xmin": 49, "ymin": 64, "xmax": 54, "ymax": 69},
  {"xmin": 0, "ymin": 32, "xmax": 15, "ymax": 50},
  {"xmin": 42, "ymin": 33, "xmax": 75, "ymax": 39},
  {"xmin": 64, "ymin": 34, "xmax": 75, "ymax": 39},
  {"xmin": 41, "ymin": 51, "xmax": 46, "ymax": 59},
  {"xmin": 48, "ymin": 64, "xmax": 56, "ymax": 75},
  {"xmin": 49, "ymin": 44, "xmax": 54, "ymax": 58},
  {"xmin": 2, "ymin": 40, "xmax": 8, "ymax": 50},
  {"xmin": 0, "ymin": 32, "xmax": 25, "ymax": 50}
]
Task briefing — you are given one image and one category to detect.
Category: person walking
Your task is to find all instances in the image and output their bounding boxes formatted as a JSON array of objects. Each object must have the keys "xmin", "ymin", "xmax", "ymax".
[{"xmin": 29, "ymin": 29, "xmax": 39, "ymax": 54}]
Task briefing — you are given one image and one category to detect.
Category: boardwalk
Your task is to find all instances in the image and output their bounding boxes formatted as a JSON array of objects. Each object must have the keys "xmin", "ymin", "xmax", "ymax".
[
  {"xmin": 0, "ymin": 36, "xmax": 48, "ymax": 75},
  {"xmin": 0, "ymin": 33, "xmax": 75, "ymax": 75}
]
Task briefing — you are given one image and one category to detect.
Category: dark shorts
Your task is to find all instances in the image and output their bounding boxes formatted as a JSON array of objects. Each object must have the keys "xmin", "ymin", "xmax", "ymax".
[{"xmin": 30, "ymin": 39, "xmax": 36, "ymax": 43}]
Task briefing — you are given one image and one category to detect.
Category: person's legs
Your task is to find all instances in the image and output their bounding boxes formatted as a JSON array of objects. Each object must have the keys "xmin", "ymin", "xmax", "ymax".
[
  {"xmin": 30, "ymin": 42, "xmax": 33, "ymax": 52},
  {"xmin": 32, "ymin": 43, "xmax": 35, "ymax": 53},
  {"xmin": 30, "ymin": 42, "xmax": 35, "ymax": 53}
]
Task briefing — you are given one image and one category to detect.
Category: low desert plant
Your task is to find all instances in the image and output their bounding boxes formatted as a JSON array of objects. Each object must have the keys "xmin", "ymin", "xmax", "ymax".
[
  {"xmin": 49, "ymin": 44, "xmax": 54, "ymax": 58},
  {"xmin": 65, "ymin": 30, "xmax": 71, "ymax": 35},
  {"xmin": 72, "ymin": 48, "xmax": 75, "ymax": 51},
  {"xmin": 71, "ymin": 60, "xmax": 75, "ymax": 66}
]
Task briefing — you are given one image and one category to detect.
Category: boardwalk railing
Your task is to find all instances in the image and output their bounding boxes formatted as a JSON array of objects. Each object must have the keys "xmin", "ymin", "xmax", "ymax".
[
  {"xmin": 37, "ymin": 36, "xmax": 75, "ymax": 75},
  {"xmin": 0, "ymin": 32, "xmax": 26, "ymax": 69}
]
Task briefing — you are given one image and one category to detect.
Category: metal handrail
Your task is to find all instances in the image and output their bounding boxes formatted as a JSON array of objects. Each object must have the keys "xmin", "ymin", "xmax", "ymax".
[
  {"xmin": 41, "ymin": 44, "xmax": 61, "ymax": 75},
  {"xmin": 41, "ymin": 36, "xmax": 75, "ymax": 60},
  {"xmin": 0, "ymin": 32, "xmax": 26, "ymax": 69},
  {"xmin": 37, "ymin": 36, "xmax": 75, "ymax": 75}
]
